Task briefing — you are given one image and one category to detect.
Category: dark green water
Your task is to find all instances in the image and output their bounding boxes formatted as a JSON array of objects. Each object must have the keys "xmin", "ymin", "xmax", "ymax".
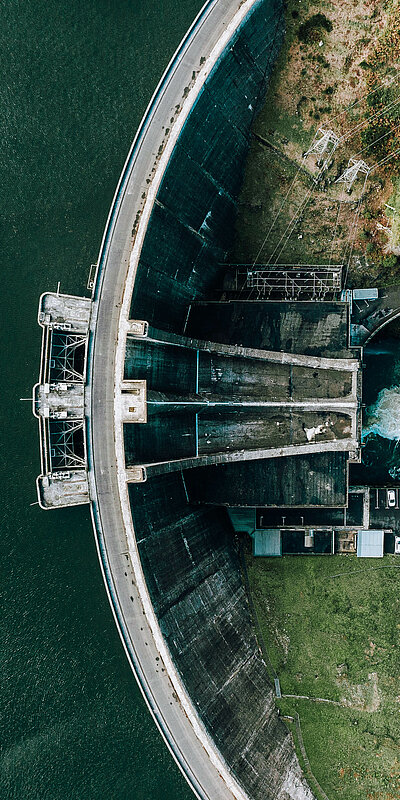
[{"xmin": 0, "ymin": 3, "xmax": 203, "ymax": 798}]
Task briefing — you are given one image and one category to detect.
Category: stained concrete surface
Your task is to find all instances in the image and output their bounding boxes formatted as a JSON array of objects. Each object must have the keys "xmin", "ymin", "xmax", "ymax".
[
  {"xmin": 186, "ymin": 301, "xmax": 350, "ymax": 357},
  {"xmin": 185, "ymin": 451, "xmax": 348, "ymax": 507}
]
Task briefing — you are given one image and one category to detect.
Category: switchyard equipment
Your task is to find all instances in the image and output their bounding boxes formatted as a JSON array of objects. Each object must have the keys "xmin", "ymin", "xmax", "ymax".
[{"xmin": 227, "ymin": 263, "xmax": 343, "ymax": 300}]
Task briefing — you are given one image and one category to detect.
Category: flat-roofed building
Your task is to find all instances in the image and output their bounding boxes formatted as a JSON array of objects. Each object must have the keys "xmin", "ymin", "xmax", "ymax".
[{"xmin": 357, "ymin": 529, "xmax": 384, "ymax": 558}]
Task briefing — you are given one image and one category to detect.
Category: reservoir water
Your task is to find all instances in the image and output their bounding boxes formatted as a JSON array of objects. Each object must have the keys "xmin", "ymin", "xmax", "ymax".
[{"xmin": 1, "ymin": 2, "xmax": 203, "ymax": 798}]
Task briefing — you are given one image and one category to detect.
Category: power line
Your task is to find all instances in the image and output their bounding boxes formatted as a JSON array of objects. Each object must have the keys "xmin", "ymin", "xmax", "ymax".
[
  {"xmin": 354, "ymin": 120, "xmax": 400, "ymax": 158},
  {"xmin": 370, "ymin": 143, "xmax": 400, "ymax": 172},
  {"xmin": 342, "ymin": 173, "xmax": 369, "ymax": 287},
  {"xmin": 338, "ymin": 94, "xmax": 400, "ymax": 145},
  {"xmin": 251, "ymin": 156, "xmax": 307, "ymax": 267},
  {"xmin": 325, "ymin": 73, "xmax": 399, "ymax": 127},
  {"xmin": 329, "ymin": 201, "xmax": 343, "ymax": 267},
  {"xmin": 249, "ymin": 76, "xmax": 400, "ymax": 276},
  {"xmin": 268, "ymin": 186, "xmax": 315, "ymax": 265}
]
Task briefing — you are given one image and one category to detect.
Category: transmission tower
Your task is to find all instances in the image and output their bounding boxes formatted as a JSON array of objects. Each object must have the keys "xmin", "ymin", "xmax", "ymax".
[
  {"xmin": 335, "ymin": 158, "xmax": 370, "ymax": 192},
  {"xmin": 304, "ymin": 128, "xmax": 340, "ymax": 168}
]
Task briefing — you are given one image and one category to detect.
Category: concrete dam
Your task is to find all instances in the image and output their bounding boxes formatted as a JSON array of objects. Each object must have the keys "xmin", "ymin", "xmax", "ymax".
[{"xmin": 32, "ymin": 0, "xmax": 364, "ymax": 797}]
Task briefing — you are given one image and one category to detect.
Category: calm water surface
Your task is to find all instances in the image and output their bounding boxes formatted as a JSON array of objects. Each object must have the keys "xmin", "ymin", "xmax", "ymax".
[{"xmin": 1, "ymin": 2, "xmax": 203, "ymax": 798}]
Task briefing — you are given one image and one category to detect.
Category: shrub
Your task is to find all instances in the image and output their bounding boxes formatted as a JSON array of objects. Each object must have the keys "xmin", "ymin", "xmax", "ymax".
[
  {"xmin": 298, "ymin": 14, "xmax": 333, "ymax": 43},
  {"xmin": 382, "ymin": 254, "xmax": 399, "ymax": 272}
]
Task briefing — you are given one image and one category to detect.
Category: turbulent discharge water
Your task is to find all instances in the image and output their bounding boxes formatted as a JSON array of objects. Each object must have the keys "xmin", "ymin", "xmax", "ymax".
[
  {"xmin": 363, "ymin": 386, "xmax": 400, "ymax": 479},
  {"xmin": 363, "ymin": 386, "xmax": 400, "ymax": 441}
]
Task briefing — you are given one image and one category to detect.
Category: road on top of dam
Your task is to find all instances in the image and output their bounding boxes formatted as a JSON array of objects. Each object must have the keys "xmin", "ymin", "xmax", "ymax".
[{"xmin": 88, "ymin": 2, "xmax": 262, "ymax": 799}]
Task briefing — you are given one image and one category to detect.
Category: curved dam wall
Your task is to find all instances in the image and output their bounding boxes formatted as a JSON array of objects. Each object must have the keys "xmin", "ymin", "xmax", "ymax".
[
  {"xmin": 126, "ymin": 2, "xmax": 313, "ymax": 799},
  {"xmin": 129, "ymin": 0, "xmax": 284, "ymax": 333}
]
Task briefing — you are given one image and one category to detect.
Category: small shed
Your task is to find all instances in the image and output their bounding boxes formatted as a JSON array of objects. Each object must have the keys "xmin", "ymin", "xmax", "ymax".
[
  {"xmin": 357, "ymin": 529, "xmax": 384, "ymax": 558},
  {"xmin": 352, "ymin": 288, "xmax": 378, "ymax": 301},
  {"xmin": 253, "ymin": 529, "xmax": 282, "ymax": 557}
]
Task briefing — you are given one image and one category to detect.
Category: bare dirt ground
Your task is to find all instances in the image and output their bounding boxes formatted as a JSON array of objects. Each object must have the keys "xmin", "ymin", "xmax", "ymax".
[{"xmin": 232, "ymin": 0, "xmax": 400, "ymax": 288}]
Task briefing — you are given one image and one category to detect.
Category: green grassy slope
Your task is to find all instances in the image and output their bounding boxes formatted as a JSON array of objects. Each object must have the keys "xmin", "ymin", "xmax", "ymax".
[{"xmin": 246, "ymin": 554, "xmax": 400, "ymax": 800}]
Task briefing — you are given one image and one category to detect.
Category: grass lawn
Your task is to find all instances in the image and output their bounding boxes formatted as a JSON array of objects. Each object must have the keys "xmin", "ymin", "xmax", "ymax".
[{"xmin": 246, "ymin": 554, "xmax": 400, "ymax": 800}]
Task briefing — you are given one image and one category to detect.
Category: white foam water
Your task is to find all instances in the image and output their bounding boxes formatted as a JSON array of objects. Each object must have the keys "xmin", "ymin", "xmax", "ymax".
[{"xmin": 363, "ymin": 386, "xmax": 400, "ymax": 441}]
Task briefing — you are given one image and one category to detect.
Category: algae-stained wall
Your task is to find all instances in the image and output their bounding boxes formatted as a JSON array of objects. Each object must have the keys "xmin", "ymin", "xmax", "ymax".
[
  {"xmin": 129, "ymin": 473, "xmax": 308, "ymax": 800},
  {"xmin": 129, "ymin": 0, "xmax": 285, "ymax": 332}
]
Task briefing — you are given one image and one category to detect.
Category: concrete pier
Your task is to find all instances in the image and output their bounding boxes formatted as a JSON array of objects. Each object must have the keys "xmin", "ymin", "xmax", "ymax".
[{"xmin": 34, "ymin": 292, "xmax": 91, "ymax": 509}]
